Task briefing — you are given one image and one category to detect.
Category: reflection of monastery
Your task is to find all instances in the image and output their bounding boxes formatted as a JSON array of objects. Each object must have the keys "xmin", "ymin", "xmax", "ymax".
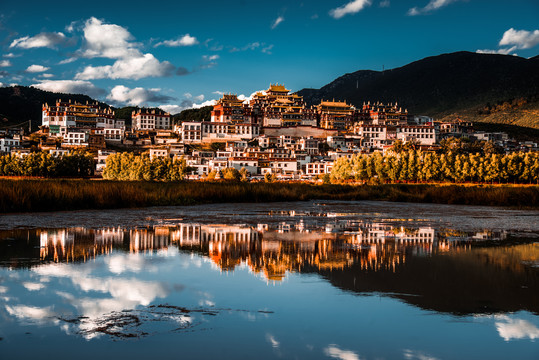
[{"xmin": 36, "ymin": 223, "xmax": 507, "ymax": 281}]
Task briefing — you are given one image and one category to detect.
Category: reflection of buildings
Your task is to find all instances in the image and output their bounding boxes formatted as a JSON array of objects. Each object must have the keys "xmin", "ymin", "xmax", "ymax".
[
  {"xmin": 31, "ymin": 223, "xmax": 513, "ymax": 281},
  {"xmin": 40, "ymin": 228, "xmax": 124, "ymax": 262}
]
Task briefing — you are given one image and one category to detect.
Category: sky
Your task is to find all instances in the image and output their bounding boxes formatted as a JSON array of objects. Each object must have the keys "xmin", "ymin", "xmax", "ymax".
[{"xmin": 1, "ymin": 0, "xmax": 538, "ymax": 114}]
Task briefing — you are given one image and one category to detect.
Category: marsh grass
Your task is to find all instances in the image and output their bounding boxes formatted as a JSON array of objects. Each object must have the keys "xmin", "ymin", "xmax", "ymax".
[{"xmin": 0, "ymin": 180, "xmax": 537, "ymax": 213}]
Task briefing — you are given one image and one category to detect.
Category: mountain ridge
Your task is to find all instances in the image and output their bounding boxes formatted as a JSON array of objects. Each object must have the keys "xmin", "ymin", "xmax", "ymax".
[{"xmin": 297, "ymin": 51, "xmax": 539, "ymax": 129}]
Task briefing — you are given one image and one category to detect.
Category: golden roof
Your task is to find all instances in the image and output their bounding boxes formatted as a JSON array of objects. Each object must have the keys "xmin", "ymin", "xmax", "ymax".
[
  {"xmin": 217, "ymin": 94, "xmax": 244, "ymax": 105},
  {"xmin": 267, "ymin": 84, "xmax": 290, "ymax": 93},
  {"xmin": 319, "ymin": 100, "xmax": 351, "ymax": 108}
]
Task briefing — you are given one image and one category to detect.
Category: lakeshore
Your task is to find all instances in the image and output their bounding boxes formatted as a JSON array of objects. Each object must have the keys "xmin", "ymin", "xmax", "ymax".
[{"xmin": 0, "ymin": 179, "xmax": 538, "ymax": 213}]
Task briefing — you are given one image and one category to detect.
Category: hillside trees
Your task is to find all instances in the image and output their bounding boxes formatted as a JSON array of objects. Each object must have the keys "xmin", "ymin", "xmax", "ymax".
[
  {"xmin": 0, "ymin": 151, "xmax": 95, "ymax": 177},
  {"xmin": 102, "ymin": 153, "xmax": 188, "ymax": 181},
  {"xmin": 330, "ymin": 150, "xmax": 539, "ymax": 184}
]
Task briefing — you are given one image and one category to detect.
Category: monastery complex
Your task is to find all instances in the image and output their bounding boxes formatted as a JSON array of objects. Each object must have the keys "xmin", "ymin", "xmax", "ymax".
[{"xmin": 0, "ymin": 83, "xmax": 533, "ymax": 179}]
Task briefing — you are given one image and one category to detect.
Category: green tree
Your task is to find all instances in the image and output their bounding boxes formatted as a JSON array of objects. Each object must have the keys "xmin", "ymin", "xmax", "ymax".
[{"xmin": 222, "ymin": 167, "xmax": 241, "ymax": 181}]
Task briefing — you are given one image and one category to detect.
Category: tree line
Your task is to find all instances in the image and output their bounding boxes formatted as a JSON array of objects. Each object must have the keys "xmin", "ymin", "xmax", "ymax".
[
  {"xmin": 103, "ymin": 152, "xmax": 189, "ymax": 181},
  {"xmin": 330, "ymin": 151, "xmax": 539, "ymax": 184},
  {"xmin": 0, "ymin": 151, "xmax": 95, "ymax": 177}
]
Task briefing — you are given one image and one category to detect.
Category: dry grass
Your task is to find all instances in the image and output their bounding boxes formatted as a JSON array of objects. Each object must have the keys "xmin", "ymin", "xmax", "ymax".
[{"xmin": 0, "ymin": 179, "xmax": 537, "ymax": 213}]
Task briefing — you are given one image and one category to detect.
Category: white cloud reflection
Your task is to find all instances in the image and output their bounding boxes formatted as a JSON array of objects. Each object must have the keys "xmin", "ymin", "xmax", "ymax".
[
  {"xmin": 403, "ymin": 349, "xmax": 439, "ymax": 360},
  {"xmin": 324, "ymin": 344, "xmax": 361, "ymax": 360},
  {"xmin": 266, "ymin": 333, "xmax": 280, "ymax": 349},
  {"xmin": 22, "ymin": 282, "xmax": 45, "ymax": 291},
  {"xmin": 5, "ymin": 305, "xmax": 57, "ymax": 324},
  {"xmin": 495, "ymin": 315, "xmax": 539, "ymax": 341},
  {"xmin": 105, "ymin": 253, "xmax": 149, "ymax": 274}
]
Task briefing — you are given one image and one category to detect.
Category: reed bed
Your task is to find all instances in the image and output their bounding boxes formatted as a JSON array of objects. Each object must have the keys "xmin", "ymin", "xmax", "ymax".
[{"xmin": 0, "ymin": 179, "xmax": 537, "ymax": 213}]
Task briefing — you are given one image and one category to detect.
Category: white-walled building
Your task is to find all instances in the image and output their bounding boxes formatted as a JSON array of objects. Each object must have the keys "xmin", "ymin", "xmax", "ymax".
[
  {"xmin": 149, "ymin": 148, "xmax": 169, "ymax": 160},
  {"xmin": 229, "ymin": 157, "xmax": 258, "ymax": 174},
  {"xmin": 0, "ymin": 137, "xmax": 20, "ymax": 153},
  {"xmin": 42, "ymin": 100, "xmax": 116, "ymax": 131},
  {"xmin": 49, "ymin": 149, "xmax": 69, "ymax": 157},
  {"xmin": 62, "ymin": 131, "xmax": 88, "ymax": 147},
  {"xmin": 132, "ymin": 109, "xmax": 171, "ymax": 131},
  {"xmin": 397, "ymin": 126, "xmax": 436, "ymax": 145},
  {"xmin": 180, "ymin": 121, "xmax": 259, "ymax": 143},
  {"xmin": 181, "ymin": 122, "xmax": 203, "ymax": 143}
]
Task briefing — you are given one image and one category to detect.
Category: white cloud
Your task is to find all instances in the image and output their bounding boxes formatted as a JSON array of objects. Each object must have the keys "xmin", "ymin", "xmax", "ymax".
[
  {"xmin": 0, "ymin": 285, "xmax": 7, "ymax": 293},
  {"xmin": 79, "ymin": 17, "xmax": 139, "ymax": 59},
  {"xmin": 22, "ymin": 282, "xmax": 45, "ymax": 291},
  {"xmin": 262, "ymin": 44, "xmax": 274, "ymax": 54},
  {"xmin": 31, "ymin": 80, "xmax": 105, "ymax": 97},
  {"xmin": 495, "ymin": 316, "xmax": 539, "ymax": 341},
  {"xmin": 407, "ymin": 0, "xmax": 459, "ymax": 16},
  {"xmin": 0, "ymin": 60, "xmax": 11, "ymax": 67},
  {"xmin": 59, "ymin": 57, "xmax": 77, "ymax": 65},
  {"xmin": 324, "ymin": 344, "xmax": 361, "ymax": 360},
  {"xmin": 379, "ymin": 0, "xmax": 390, "ymax": 7},
  {"xmin": 243, "ymin": 42, "xmax": 260, "ymax": 50},
  {"xmin": 10, "ymin": 32, "xmax": 67, "ymax": 49},
  {"xmin": 271, "ymin": 16, "xmax": 285, "ymax": 29},
  {"xmin": 403, "ymin": 349, "xmax": 440, "ymax": 360},
  {"xmin": 107, "ymin": 85, "xmax": 175, "ymax": 106},
  {"xmin": 3, "ymin": 53, "xmax": 18, "ymax": 58},
  {"xmin": 230, "ymin": 42, "xmax": 267, "ymax": 53},
  {"xmin": 158, "ymin": 105, "xmax": 184, "ymax": 115},
  {"xmin": 74, "ymin": 17, "xmax": 174, "ymax": 80},
  {"xmin": 329, "ymin": 0, "xmax": 372, "ymax": 19},
  {"xmin": 159, "ymin": 98, "xmax": 217, "ymax": 115},
  {"xmin": 476, "ymin": 47, "xmax": 517, "ymax": 55},
  {"xmin": 75, "ymin": 53, "xmax": 174, "ymax": 80},
  {"xmin": 499, "ymin": 28, "xmax": 539, "ymax": 50},
  {"xmin": 26, "ymin": 64, "xmax": 50, "ymax": 73},
  {"xmin": 155, "ymin": 34, "xmax": 199, "ymax": 47},
  {"xmin": 192, "ymin": 99, "xmax": 217, "ymax": 108},
  {"xmin": 185, "ymin": 93, "xmax": 205, "ymax": 102},
  {"xmin": 200, "ymin": 54, "xmax": 219, "ymax": 69}
]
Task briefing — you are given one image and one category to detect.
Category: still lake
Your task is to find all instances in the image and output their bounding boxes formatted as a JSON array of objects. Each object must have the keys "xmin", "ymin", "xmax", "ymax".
[{"xmin": 0, "ymin": 201, "xmax": 538, "ymax": 359}]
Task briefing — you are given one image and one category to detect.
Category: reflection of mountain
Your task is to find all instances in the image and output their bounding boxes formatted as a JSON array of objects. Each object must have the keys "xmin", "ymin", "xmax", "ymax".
[
  {"xmin": 316, "ymin": 243, "xmax": 539, "ymax": 316},
  {"xmin": 1, "ymin": 223, "xmax": 537, "ymax": 315}
]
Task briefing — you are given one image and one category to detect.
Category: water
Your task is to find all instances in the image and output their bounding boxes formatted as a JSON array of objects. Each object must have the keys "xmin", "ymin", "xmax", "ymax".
[{"xmin": 0, "ymin": 201, "xmax": 538, "ymax": 359}]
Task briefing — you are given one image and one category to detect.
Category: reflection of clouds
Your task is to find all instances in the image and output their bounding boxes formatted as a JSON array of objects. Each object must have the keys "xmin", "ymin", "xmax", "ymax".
[
  {"xmin": 403, "ymin": 349, "xmax": 439, "ymax": 360},
  {"xmin": 324, "ymin": 344, "xmax": 361, "ymax": 360},
  {"xmin": 69, "ymin": 277, "xmax": 169, "ymax": 320},
  {"xmin": 105, "ymin": 254, "xmax": 149, "ymax": 274},
  {"xmin": 33, "ymin": 263, "xmax": 81, "ymax": 277},
  {"xmin": 198, "ymin": 299, "xmax": 215, "ymax": 307},
  {"xmin": 266, "ymin": 333, "xmax": 280, "ymax": 349},
  {"xmin": 5, "ymin": 305, "xmax": 57, "ymax": 324},
  {"xmin": 495, "ymin": 315, "xmax": 539, "ymax": 341},
  {"xmin": 76, "ymin": 277, "xmax": 168, "ymax": 305},
  {"xmin": 25, "ymin": 259, "xmax": 172, "ymax": 337},
  {"xmin": 22, "ymin": 282, "xmax": 45, "ymax": 291}
]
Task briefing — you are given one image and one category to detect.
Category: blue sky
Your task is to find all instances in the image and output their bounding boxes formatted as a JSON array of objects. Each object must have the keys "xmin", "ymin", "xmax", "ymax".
[{"xmin": 1, "ymin": 0, "xmax": 538, "ymax": 113}]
